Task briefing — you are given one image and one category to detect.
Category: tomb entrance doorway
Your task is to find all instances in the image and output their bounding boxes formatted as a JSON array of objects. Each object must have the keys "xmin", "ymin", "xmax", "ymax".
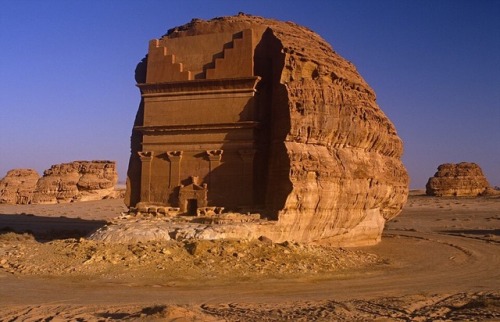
[{"xmin": 187, "ymin": 199, "xmax": 198, "ymax": 216}]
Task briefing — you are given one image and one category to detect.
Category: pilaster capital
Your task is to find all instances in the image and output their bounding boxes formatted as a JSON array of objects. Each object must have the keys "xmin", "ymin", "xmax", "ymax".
[
  {"xmin": 138, "ymin": 151, "xmax": 154, "ymax": 161},
  {"xmin": 166, "ymin": 151, "xmax": 183, "ymax": 161},
  {"xmin": 238, "ymin": 149, "xmax": 256, "ymax": 161},
  {"xmin": 206, "ymin": 149, "xmax": 223, "ymax": 161}
]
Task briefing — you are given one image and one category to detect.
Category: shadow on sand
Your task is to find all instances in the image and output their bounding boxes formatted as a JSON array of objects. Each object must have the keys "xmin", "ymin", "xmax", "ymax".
[{"xmin": 0, "ymin": 213, "xmax": 107, "ymax": 242}]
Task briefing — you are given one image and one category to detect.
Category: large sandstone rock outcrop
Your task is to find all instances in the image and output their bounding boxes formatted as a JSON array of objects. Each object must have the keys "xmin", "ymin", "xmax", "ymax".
[
  {"xmin": 125, "ymin": 14, "xmax": 409, "ymax": 246},
  {"xmin": 0, "ymin": 169, "xmax": 40, "ymax": 204},
  {"xmin": 426, "ymin": 162, "xmax": 490, "ymax": 197},
  {"xmin": 31, "ymin": 161, "xmax": 119, "ymax": 204}
]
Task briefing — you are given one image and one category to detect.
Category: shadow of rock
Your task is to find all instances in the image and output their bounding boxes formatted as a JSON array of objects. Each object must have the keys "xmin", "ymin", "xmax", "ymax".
[
  {"xmin": 0, "ymin": 213, "xmax": 107, "ymax": 242},
  {"xmin": 95, "ymin": 305, "xmax": 168, "ymax": 320},
  {"xmin": 95, "ymin": 312, "xmax": 131, "ymax": 320}
]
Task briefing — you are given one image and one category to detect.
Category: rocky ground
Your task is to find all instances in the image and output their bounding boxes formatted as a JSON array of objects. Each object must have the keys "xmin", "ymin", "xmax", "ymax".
[
  {"xmin": 0, "ymin": 192, "xmax": 499, "ymax": 321},
  {"xmin": 0, "ymin": 232, "xmax": 379, "ymax": 281}
]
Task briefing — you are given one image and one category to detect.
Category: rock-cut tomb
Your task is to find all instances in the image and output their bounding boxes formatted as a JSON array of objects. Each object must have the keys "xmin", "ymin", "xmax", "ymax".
[{"xmin": 123, "ymin": 14, "xmax": 409, "ymax": 246}]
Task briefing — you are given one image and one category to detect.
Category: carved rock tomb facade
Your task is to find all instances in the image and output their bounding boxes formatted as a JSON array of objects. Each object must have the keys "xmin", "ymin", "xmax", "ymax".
[{"xmin": 125, "ymin": 14, "xmax": 409, "ymax": 245}]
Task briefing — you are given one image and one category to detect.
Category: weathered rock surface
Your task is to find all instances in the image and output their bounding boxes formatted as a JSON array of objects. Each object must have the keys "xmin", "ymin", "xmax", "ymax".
[
  {"xmin": 32, "ymin": 161, "xmax": 118, "ymax": 204},
  {"xmin": 1, "ymin": 162, "xmax": 121, "ymax": 205},
  {"xmin": 0, "ymin": 169, "xmax": 40, "ymax": 204},
  {"xmin": 426, "ymin": 162, "xmax": 490, "ymax": 197},
  {"xmin": 126, "ymin": 14, "xmax": 409, "ymax": 246}
]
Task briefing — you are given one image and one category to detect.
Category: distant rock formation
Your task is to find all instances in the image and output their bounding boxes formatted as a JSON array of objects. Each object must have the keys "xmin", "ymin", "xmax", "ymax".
[
  {"xmin": 0, "ymin": 161, "xmax": 119, "ymax": 205},
  {"xmin": 32, "ymin": 161, "xmax": 118, "ymax": 204},
  {"xmin": 124, "ymin": 14, "xmax": 409, "ymax": 246},
  {"xmin": 426, "ymin": 162, "xmax": 490, "ymax": 197},
  {"xmin": 0, "ymin": 169, "xmax": 40, "ymax": 204}
]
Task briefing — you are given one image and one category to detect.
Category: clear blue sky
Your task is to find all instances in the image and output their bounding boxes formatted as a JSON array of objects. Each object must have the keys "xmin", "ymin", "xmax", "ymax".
[{"xmin": 1, "ymin": 1, "xmax": 499, "ymax": 189}]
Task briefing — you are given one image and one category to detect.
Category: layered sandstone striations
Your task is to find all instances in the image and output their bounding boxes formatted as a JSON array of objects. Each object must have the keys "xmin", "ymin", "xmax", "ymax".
[
  {"xmin": 125, "ymin": 14, "xmax": 409, "ymax": 246},
  {"xmin": 426, "ymin": 162, "xmax": 490, "ymax": 197},
  {"xmin": 32, "ymin": 161, "xmax": 118, "ymax": 204},
  {"xmin": 1, "ymin": 162, "xmax": 121, "ymax": 205},
  {"xmin": 0, "ymin": 169, "xmax": 40, "ymax": 204}
]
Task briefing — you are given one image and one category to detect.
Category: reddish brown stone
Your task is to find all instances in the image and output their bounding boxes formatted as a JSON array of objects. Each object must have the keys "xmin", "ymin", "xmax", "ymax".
[
  {"xmin": 125, "ymin": 14, "xmax": 409, "ymax": 245},
  {"xmin": 426, "ymin": 162, "xmax": 490, "ymax": 197},
  {"xmin": 32, "ymin": 161, "xmax": 118, "ymax": 204},
  {"xmin": 0, "ymin": 169, "xmax": 40, "ymax": 204}
]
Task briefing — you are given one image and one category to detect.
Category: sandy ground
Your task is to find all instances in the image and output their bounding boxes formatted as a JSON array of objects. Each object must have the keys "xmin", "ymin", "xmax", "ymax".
[{"xmin": 0, "ymin": 191, "xmax": 499, "ymax": 321}]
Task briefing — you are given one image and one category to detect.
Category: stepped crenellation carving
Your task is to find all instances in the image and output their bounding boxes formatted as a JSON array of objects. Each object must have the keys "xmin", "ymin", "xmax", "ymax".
[{"xmin": 146, "ymin": 39, "xmax": 192, "ymax": 83}]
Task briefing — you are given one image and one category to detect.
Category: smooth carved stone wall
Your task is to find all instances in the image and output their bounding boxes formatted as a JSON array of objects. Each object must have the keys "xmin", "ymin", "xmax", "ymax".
[
  {"xmin": 426, "ymin": 162, "xmax": 490, "ymax": 197},
  {"xmin": 32, "ymin": 161, "xmax": 118, "ymax": 204},
  {"xmin": 126, "ymin": 14, "xmax": 409, "ymax": 246},
  {"xmin": 0, "ymin": 169, "xmax": 40, "ymax": 205}
]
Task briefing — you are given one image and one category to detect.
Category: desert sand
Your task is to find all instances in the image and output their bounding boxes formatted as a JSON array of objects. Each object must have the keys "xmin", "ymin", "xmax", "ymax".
[{"xmin": 0, "ymin": 191, "xmax": 499, "ymax": 321}]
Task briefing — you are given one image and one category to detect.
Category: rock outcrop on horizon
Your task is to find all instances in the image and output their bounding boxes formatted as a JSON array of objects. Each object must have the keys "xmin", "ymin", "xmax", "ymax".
[
  {"xmin": 0, "ymin": 169, "xmax": 40, "ymax": 204},
  {"xmin": 32, "ymin": 161, "xmax": 118, "ymax": 204},
  {"xmin": 125, "ymin": 14, "xmax": 409, "ymax": 246},
  {"xmin": 0, "ymin": 161, "xmax": 119, "ymax": 205},
  {"xmin": 426, "ymin": 162, "xmax": 490, "ymax": 197}
]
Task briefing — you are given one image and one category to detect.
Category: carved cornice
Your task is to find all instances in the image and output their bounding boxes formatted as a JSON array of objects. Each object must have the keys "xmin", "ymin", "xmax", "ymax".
[
  {"xmin": 137, "ymin": 76, "xmax": 261, "ymax": 97},
  {"xmin": 134, "ymin": 121, "xmax": 259, "ymax": 134}
]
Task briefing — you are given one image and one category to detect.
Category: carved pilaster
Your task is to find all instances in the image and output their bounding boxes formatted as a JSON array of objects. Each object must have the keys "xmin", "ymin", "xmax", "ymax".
[
  {"xmin": 166, "ymin": 151, "xmax": 183, "ymax": 188},
  {"xmin": 239, "ymin": 149, "xmax": 256, "ymax": 204},
  {"xmin": 206, "ymin": 150, "xmax": 223, "ymax": 188},
  {"xmin": 206, "ymin": 150, "xmax": 223, "ymax": 169},
  {"xmin": 138, "ymin": 151, "xmax": 154, "ymax": 202}
]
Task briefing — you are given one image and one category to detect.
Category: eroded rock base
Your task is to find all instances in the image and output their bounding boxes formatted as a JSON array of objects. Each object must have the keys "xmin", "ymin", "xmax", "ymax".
[{"xmin": 89, "ymin": 208, "xmax": 387, "ymax": 246}]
